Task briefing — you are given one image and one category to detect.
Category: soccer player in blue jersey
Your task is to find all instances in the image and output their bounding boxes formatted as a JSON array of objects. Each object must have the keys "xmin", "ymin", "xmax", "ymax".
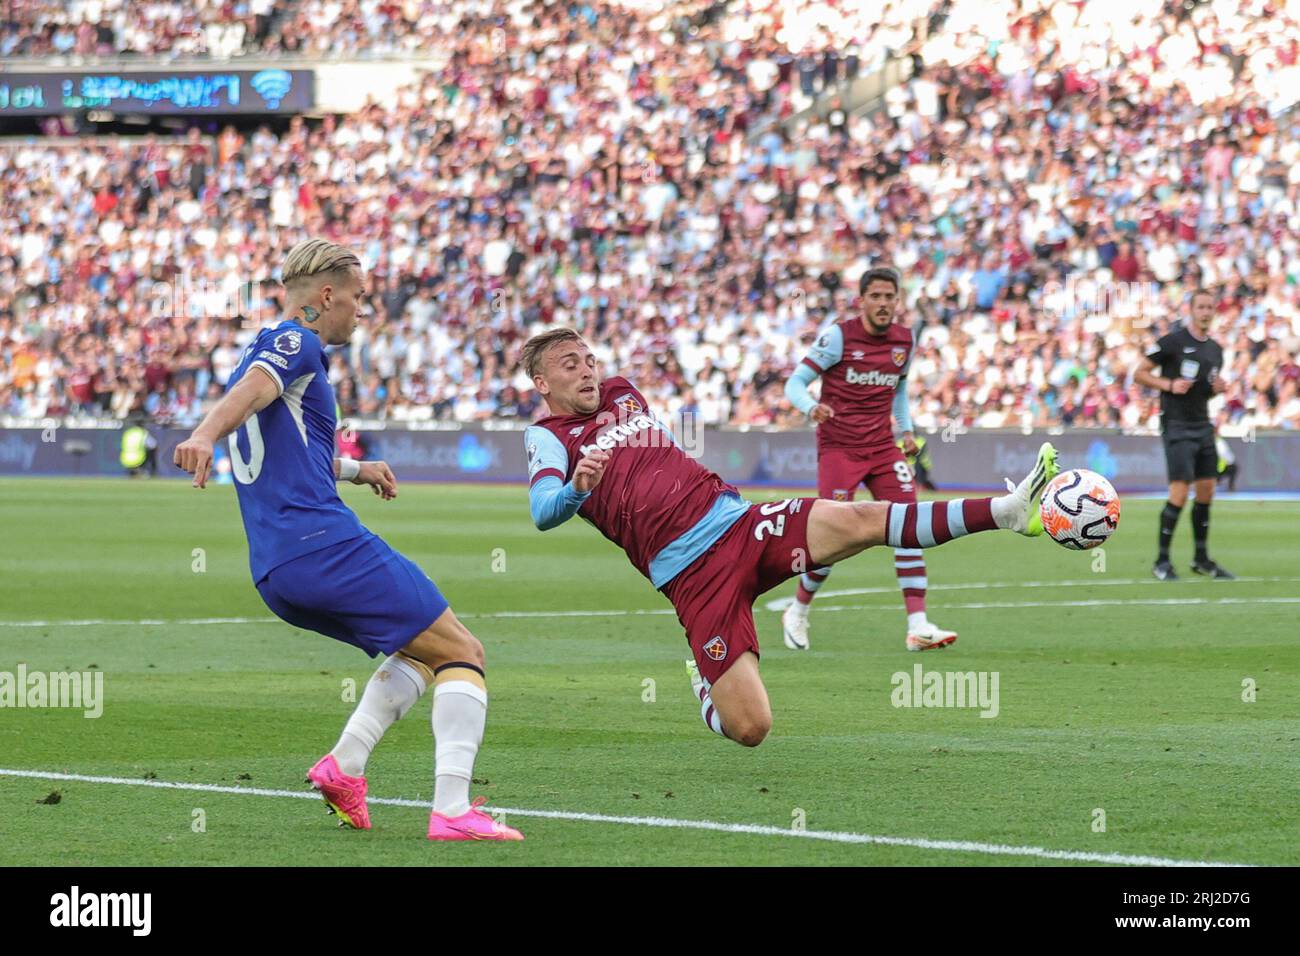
[{"xmin": 173, "ymin": 239, "xmax": 521, "ymax": 841}]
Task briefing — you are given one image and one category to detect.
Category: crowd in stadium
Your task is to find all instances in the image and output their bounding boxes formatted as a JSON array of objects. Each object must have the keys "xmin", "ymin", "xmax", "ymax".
[{"xmin": 2, "ymin": 0, "xmax": 1300, "ymax": 434}]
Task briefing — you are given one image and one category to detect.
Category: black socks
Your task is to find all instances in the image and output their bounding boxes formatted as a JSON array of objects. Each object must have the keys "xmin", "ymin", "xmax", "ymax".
[
  {"xmin": 1191, "ymin": 501, "xmax": 1210, "ymax": 563},
  {"xmin": 1157, "ymin": 501, "xmax": 1182, "ymax": 562}
]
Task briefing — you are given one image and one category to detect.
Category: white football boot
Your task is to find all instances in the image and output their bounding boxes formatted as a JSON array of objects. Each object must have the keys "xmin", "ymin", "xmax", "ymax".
[
  {"xmin": 905, "ymin": 620, "xmax": 958, "ymax": 652},
  {"xmin": 782, "ymin": 602, "xmax": 811, "ymax": 650},
  {"xmin": 994, "ymin": 442, "xmax": 1059, "ymax": 536}
]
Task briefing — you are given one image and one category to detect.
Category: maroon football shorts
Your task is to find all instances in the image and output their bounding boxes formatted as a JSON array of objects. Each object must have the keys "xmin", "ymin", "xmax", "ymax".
[
  {"xmin": 817, "ymin": 444, "xmax": 917, "ymax": 505},
  {"xmin": 662, "ymin": 497, "xmax": 824, "ymax": 685}
]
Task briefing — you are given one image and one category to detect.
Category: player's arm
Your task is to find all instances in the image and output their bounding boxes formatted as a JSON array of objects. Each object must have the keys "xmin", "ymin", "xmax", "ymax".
[
  {"xmin": 1133, "ymin": 340, "xmax": 1191, "ymax": 395},
  {"xmin": 893, "ymin": 376, "xmax": 918, "ymax": 455},
  {"xmin": 786, "ymin": 324, "xmax": 842, "ymax": 424},
  {"xmin": 334, "ymin": 457, "xmax": 397, "ymax": 500},
  {"xmin": 530, "ymin": 465, "xmax": 604, "ymax": 530},
  {"xmin": 173, "ymin": 366, "xmax": 279, "ymax": 488},
  {"xmin": 525, "ymin": 426, "xmax": 607, "ymax": 531}
]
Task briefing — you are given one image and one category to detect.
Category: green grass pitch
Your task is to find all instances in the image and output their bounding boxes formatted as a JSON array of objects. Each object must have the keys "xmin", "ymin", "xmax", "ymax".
[{"xmin": 1, "ymin": 477, "xmax": 1296, "ymax": 866}]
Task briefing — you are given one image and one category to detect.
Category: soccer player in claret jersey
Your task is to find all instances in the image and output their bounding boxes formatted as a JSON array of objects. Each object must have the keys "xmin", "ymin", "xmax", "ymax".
[
  {"xmin": 173, "ymin": 239, "xmax": 521, "ymax": 842},
  {"xmin": 520, "ymin": 327, "xmax": 1059, "ymax": 747},
  {"xmin": 783, "ymin": 267, "xmax": 957, "ymax": 652}
]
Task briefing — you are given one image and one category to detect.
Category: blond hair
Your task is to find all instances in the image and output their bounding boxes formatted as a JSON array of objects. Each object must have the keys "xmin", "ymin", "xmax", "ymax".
[
  {"xmin": 281, "ymin": 239, "xmax": 362, "ymax": 289},
  {"xmin": 521, "ymin": 327, "xmax": 585, "ymax": 379}
]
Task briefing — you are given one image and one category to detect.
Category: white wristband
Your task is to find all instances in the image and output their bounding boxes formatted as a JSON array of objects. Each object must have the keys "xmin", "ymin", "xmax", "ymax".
[{"xmin": 338, "ymin": 458, "xmax": 361, "ymax": 482}]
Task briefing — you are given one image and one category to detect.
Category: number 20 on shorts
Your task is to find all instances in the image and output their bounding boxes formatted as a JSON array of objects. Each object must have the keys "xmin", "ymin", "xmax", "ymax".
[{"xmin": 754, "ymin": 499, "xmax": 794, "ymax": 540}]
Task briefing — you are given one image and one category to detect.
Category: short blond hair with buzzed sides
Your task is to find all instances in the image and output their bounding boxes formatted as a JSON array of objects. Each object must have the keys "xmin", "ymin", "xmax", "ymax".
[
  {"xmin": 521, "ymin": 327, "xmax": 585, "ymax": 380},
  {"xmin": 281, "ymin": 238, "xmax": 362, "ymax": 290}
]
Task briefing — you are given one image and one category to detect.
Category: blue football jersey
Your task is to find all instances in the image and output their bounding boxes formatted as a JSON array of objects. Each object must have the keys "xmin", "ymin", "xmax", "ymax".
[{"xmin": 226, "ymin": 320, "xmax": 365, "ymax": 581}]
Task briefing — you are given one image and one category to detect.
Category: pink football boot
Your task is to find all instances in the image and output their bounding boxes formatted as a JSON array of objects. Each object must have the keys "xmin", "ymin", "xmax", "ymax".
[
  {"xmin": 427, "ymin": 797, "xmax": 524, "ymax": 842},
  {"xmin": 306, "ymin": 754, "xmax": 371, "ymax": 830}
]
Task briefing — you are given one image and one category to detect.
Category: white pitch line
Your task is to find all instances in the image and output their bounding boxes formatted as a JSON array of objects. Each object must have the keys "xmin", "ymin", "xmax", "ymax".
[
  {"xmin": 3, "ymin": 589, "xmax": 1300, "ymax": 628},
  {"xmin": 0, "ymin": 767, "xmax": 1248, "ymax": 868},
  {"xmin": 762, "ymin": 576, "xmax": 1300, "ymax": 611},
  {"xmin": 807, "ymin": 596, "xmax": 1300, "ymax": 613},
  {"xmin": 0, "ymin": 616, "xmax": 279, "ymax": 628}
]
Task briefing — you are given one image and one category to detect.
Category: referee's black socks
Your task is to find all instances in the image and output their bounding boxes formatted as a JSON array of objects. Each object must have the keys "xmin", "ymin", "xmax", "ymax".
[
  {"xmin": 1157, "ymin": 501, "xmax": 1182, "ymax": 562},
  {"xmin": 1191, "ymin": 501, "xmax": 1211, "ymax": 562}
]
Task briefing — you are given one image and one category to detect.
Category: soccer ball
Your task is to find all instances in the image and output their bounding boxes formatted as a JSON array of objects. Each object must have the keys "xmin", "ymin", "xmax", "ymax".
[{"xmin": 1039, "ymin": 469, "xmax": 1120, "ymax": 550}]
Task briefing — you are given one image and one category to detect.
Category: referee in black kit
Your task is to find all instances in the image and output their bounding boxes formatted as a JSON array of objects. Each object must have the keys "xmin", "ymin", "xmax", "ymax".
[{"xmin": 1134, "ymin": 289, "xmax": 1234, "ymax": 580}]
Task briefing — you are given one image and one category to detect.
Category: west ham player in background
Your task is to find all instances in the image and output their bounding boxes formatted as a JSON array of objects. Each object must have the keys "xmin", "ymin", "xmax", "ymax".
[
  {"xmin": 782, "ymin": 267, "xmax": 958, "ymax": 652},
  {"xmin": 1133, "ymin": 289, "xmax": 1234, "ymax": 580},
  {"xmin": 520, "ymin": 328, "xmax": 1058, "ymax": 747},
  {"xmin": 174, "ymin": 239, "xmax": 521, "ymax": 842}
]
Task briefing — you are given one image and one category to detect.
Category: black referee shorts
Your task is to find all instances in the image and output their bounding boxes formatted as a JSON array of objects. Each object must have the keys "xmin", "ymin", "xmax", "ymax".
[{"xmin": 1162, "ymin": 429, "xmax": 1218, "ymax": 483}]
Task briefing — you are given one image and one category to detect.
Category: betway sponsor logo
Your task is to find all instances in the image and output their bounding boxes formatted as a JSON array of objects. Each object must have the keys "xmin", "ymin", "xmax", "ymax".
[
  {"xmin": 845, "ymin": 367, "xmax": 900, "ymax": 387},
  {"xmin": 580, "ymin": 413, "xmax": 660, "ymax": 457}
]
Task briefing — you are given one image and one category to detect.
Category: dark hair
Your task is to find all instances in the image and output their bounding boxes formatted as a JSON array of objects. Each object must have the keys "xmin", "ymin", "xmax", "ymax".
[
  {"xmin": 859, "ymin": 266, "xmax": 900, "ymax": 295},
  {"xmin": 1190, "ymin": 288, "xmax": 1215, "ymax": 303}
]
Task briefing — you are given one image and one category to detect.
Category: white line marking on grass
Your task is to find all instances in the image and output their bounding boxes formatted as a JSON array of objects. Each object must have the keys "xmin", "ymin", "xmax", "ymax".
[
  {"xmin": 4, "ymin": 587, "xmax": 1299, "ymax": 628},
  {"xmin": 808, "ymin": 596, "xmax": 1300, "ymax": 613},
  {"xmin": 0, "ymin": 768, "xmax": 1248, "ymax": 867},
  {"xmin": 0, "ymin": 617, "xmax": 276, "ymax": 628},
  {"xmin": 763, "ymin": 576, "xmax": 1300, "ymax": 611}
]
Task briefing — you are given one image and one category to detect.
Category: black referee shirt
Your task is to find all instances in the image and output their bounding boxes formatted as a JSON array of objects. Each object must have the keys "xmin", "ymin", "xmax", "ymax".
[{"xmin": 1145, "ymin": 324, "xmax": 1224, "ymax": 435}]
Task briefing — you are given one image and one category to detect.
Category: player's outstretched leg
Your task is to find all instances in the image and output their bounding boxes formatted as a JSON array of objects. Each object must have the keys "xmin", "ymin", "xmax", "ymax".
[
  {"xmin": 806, "ymin": 443, "xmax": 1059, "ymax": 566},
  {"xmin": 308, "ymin": 652, "xmax": 432, "ymax": 829},
  {"xmin": 700, "ymin": 652, "xmax": 771, "ymax": 747},
  {"xmin": 400, "ymin": 609, "xmax": 523, "ymax": 841}
]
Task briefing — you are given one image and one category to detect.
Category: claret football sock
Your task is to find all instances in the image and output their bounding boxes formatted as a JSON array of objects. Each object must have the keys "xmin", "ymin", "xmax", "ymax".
[
  {"xmin": 331, "ymin": 653, "xmax": 429, "ymax": 776},
  {"xmin": 895, "ymin": 548, "xmax": 927, "ymax": 613},
  {"xmin": 794, "ymin": 567, "xmax": 831, "ymax": 608},
  {"xmin": 687, "ymin": 660, "xmax": 726, "ymax": 737},
  {"xmin": 887, "ymin": 499, "xmax": 998, "ymax": 548},
  {"xmin": 431, "ymin": 663, "xmax": 488, "ymax": 818}
]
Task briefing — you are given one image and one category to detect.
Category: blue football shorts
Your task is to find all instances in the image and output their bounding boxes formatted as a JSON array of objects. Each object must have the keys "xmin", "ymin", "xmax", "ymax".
[{"xmin": 255, "ymin": 532, "xmax": 448, "ymax": 657}]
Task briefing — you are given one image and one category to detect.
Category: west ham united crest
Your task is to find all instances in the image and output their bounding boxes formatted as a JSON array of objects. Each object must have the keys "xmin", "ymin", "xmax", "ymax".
[
  {"xmin": 703, "ymin": 636, "xmax": 728, "ymax": 661},
  {"xmin": 615, "ymin": 393, "xmax": 643, "ymax": 416},
  {"xmin": 891, "ymin": 347, "xmax": 907, "ymax": 367}
]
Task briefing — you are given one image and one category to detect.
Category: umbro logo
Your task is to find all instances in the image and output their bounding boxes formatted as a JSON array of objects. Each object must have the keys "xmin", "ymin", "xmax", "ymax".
[
  {"xmin": 852, "ymin": 350, "xmax": 865, "ymax": 360},
  {"xmin": 569, "ymin": 426, "xmax": 584, "ymax": 436}
]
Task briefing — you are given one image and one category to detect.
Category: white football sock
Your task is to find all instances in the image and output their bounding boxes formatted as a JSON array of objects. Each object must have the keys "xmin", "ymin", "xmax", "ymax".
[
  {"xmin": 787, "ymin": 600, "xmax": 809, "ymax": 621},
  {"xmin": 991, "ymin": 477, "xmax": 1020, "ymax": 529},
  {"xmin": 331, "ymin": 655, "xmax": 428, "ymax": 776},
  {"xmin": 432, "ymin": 678, "xmax": 487, "ymax": 817},
  {"xmin": 907, "ymin": 611, "xmax": 929, "ymax": 633}
]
